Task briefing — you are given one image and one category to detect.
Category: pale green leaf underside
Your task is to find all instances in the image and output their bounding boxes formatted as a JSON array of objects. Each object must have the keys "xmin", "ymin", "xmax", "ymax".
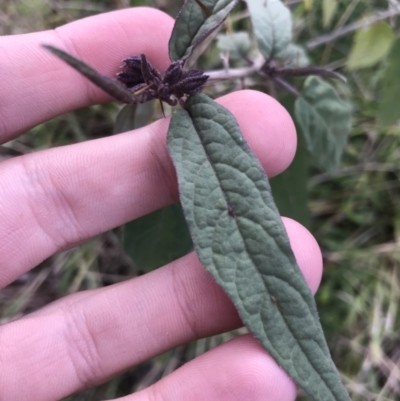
[
  {"xmin": 167, "ymin": 94, "xmax": 351, "ymax": 401},
  {"xmin": 169, "ymin": 0, "xmax": 239, "ymax": 61},
  {"xmin": 245, "ymin": 0, "xmax": 292, "ymax": 60},
  {"xmin": 295, "ymin": 76, "xmax": 351, "ymax": 174},
  {"xmin": 216, "ymin": 31, "xmax": 251, "ymax": 60},
  {"xmin": 278, "ymin": 43, "xmax": 309, "ymax": 68}
]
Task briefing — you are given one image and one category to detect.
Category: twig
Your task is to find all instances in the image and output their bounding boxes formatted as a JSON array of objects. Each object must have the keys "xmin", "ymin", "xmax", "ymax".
[
  {"xmin": 206, "ymin": 55, "xmax": 264, "ymax": 81},
  {"xmin": 272, "ymin": 77, "xmax": 301, "ymax": 97},
  {"xmin": 307, "ymin": 8, "xmax": 400, "ymax": 49}
]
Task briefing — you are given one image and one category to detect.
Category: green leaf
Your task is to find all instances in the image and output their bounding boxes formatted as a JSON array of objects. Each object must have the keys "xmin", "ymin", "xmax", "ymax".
[
  {"xmin": 124, "ymin": 203, "xmax": 193, "ymax": 272},
  {"xmin": 167, "ymin": 93, "xmax": 351, "ymax": 401},
  {"xmin": 377, "ymin": 39, "xmax": 400, "ymax": 126},
  {"xmin": 42, "ymin": 45, "xmax": 135, "ymax": 104},
  {"xmin": 295, "ymin": 76, "xmax": 351, "ymax": 174},
  {"xmin": 216, "ymin": 31, "xmax": 251, "ymax": 60},
  {"xmin": 270, "ymin": 141, "xmax": 310, "ymax": 228},
  {"xmin": 113, "ymin": 103, "xmax": 154, "ymax": 135},
  {"xmin": 322, "ymin": 0, "xmax": 338, "ymax": 27},
  {"xmin": 271, "ymin": 97, "xmax": 310, "ymax": 228},
  {"xmin": 245, "ymin": 0, "xmax": 292, "ymax": 60},
  {"xmin": 113, "ymin": 104, "xmax": 192, "ymax": 272},
  {"xmin": 278, "ymin": 43, "xmax": 309, "ymax": 68},
  {"xmin": 347, "ymin": 22, "xmax": 395, "ymax": 70},
  {"xmin": 169, "ymin": 0, "xmax": 239, "ymax": 61},
  {"xmin": 114, "ymin": 105, "xmax": 137, "ymax": 135}
]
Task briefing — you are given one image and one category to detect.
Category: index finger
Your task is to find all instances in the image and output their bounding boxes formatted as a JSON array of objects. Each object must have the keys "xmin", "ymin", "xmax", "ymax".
[{"xmin": 0, "ymin": 7, "xmax": 174, "ymax": 142}]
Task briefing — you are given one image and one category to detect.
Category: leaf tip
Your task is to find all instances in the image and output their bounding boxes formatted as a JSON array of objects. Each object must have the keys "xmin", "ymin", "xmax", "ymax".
[{"xmin": 41, "ymin": 43, "xmax": 59, "ymax": 55}]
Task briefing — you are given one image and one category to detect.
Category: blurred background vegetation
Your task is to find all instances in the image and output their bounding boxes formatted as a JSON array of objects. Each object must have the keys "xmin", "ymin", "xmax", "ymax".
[{"xmin": 1, "ymin": 0, "xmax": 400, "ymax": 400}]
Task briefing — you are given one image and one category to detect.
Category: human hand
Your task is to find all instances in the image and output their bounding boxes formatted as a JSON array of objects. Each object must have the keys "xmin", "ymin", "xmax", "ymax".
[{"xmin": 0, "ymin": 7, "xmax": 323, "ymax": 401}]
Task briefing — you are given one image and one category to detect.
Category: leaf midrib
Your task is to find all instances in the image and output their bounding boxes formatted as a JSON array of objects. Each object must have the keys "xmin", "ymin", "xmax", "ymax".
[{"xmin": 186, "ymin": 105, "xmax": 338, "ymax": 401}]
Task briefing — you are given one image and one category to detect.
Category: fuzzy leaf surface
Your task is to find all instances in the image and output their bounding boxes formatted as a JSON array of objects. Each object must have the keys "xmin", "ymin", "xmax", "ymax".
[
  {"xmin": 295, "ymin": 77, "xmax": 351, "ymax": 174},
  {"xmin": 169, "ymin": 0, "xmax": 239, "ymax": 61},
  {"xmin": 245, "ymin": 0, "xmax": 292, "ymax": 60},
  {"xmin": 167, "ymin": 93, "xmax": 351, "ymax": 401}
]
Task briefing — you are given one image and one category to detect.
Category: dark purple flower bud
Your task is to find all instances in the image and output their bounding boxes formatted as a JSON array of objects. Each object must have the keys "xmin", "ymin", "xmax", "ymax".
[
  {"xmin": 140, "ymin": 54, "xmax": 162, "ymax": 84},
  {"xmin": 176, "ymin": 74, "xmax": 209, "ymax": 95},
  {"xmin": 117, "ymin": 71, "xmax": 145, "ymax": 88},
  {"xmin": 163, "ymin": 61, "xmax": 184, "ymax": 86},
  {"xmin": 182, "ymin": 69, "xmax": 205, "ymax": 78},
  {"xmin": 122, "ymin": 56, "xmax": 142, "ymax": 71},
  {"xmin": 117, "ymin": 53, "xmax": 208, "ymax": 107}
]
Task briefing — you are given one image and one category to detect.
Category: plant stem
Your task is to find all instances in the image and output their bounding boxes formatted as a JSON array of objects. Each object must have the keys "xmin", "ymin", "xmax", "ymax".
[
  {"xmin": 272, "ymin": 77, "xmax": 301, "ymax": 97},
  {"xmin": 206, "ymin": 55, "xmax": 264, "ymax": 81},
  {"xmin": 308, "ymin": 8, "xmax": 400, "ymax": 49}
]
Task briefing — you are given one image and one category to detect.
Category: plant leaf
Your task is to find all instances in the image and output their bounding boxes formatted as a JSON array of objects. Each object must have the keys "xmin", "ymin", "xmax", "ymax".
[
  {"xmin": 113, "ymin": 102, "xmax": 154, "ymax": 135},
  {"xmin": 270, "ymin": 141, "xmax": 310, "ymax": 228},
  {"xmin": 295, "ymin": 76, "xmax": 351, "ymax": 174},
  {"xmin": 123, "ymin": 203, "xmax": 193, "ymax": 273},
  {"xmin": 112, "ymin": 103, "xmax": 192, "ymax": 272},
  {"xmin": 245, "ymin": 0, "xmax": 292, "ymax": 60},
  {"xmin": 42, "ymin": 45, "xmax": 135, "ymax": 104},
  {"xmin": 377, "ymin": 39, "xmax": 400, "ymax": 126},
  {"xmin": 216, "ymin": 31, "xmax": 251, "ymax": 60},
  {"xmin": 167, "ymin": 93, "xmax": 351, "ymax": 401},
  {"xmin": 114, "ymin": 105, "xmax": 138, "ymax": 135},
  {"xmin": 271, "ymin": 96, "xmax": 310, "ymax": 228},
  {"xmin": 347, "ymin": 22, "xmax": 395, "ymax": 70},
  {"xmin": 169, "ymin": 0, "xmax": 239, "ymax": 61},
  {"xmin": 278, "ymin": 43, "xmax": 309, "ymax": 68}
]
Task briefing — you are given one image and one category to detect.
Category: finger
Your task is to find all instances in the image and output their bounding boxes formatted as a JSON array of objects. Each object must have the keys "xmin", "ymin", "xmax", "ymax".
[
  {"xmin": 0, "ymin": 222, "xmax": 321, "ymax": 401},
  {"xmin": 0, "ymin": 90, "xmax": 296, "ymax": 287},
  {"xmin": 0, "ymin": 8, "xmax": 174, "ymax": 141},
  {"xmin": 282, "ymin": 217, "xmax": 323, "ymax": 294},
  {"xmin": 117, "ymin": 335, "xmax": 297, "ymax": 401}
]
